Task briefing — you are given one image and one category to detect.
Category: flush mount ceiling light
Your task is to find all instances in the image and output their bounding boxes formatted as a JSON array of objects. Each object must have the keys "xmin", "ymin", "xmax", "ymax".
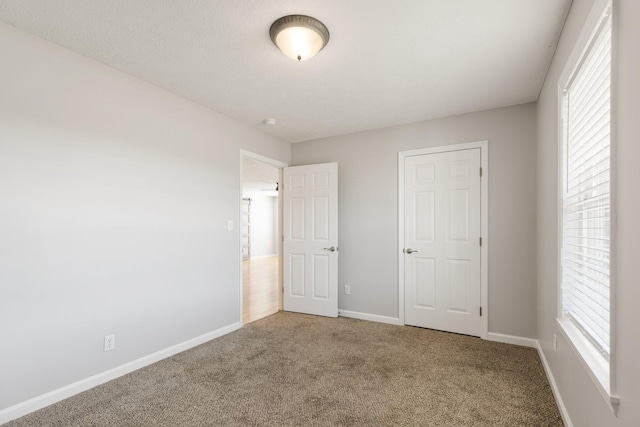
[{"xmin": 270, "ymin": 15, "xmax": 330, "ymax": 61}]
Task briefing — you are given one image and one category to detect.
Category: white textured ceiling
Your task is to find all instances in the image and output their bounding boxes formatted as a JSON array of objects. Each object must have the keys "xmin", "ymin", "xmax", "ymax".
[{"xmin": 0, "ymin": 0, "xmax": 571, "ymax": 143}]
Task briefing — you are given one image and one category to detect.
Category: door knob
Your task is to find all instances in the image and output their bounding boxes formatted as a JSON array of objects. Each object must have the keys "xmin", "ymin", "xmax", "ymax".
[
  {"xmin": 404, "ymin": 248, "xmax": 418, "ymax": 254},
  {"xmin": 323, "ymin": 246, "xmax": 336, "ymax": 252}
]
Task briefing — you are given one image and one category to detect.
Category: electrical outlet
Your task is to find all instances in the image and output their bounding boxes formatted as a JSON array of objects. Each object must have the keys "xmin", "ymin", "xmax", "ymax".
[
  {"xmin": 553, "ymin": 334, "xmax": 557, "ymax": 352},
  {"xmin": 344, "ymin": 285, "xmax": 351, "ymax": 295},
  {"xmin": 104, "ymin": 334, "xmax": 115, "ymax": 352}
]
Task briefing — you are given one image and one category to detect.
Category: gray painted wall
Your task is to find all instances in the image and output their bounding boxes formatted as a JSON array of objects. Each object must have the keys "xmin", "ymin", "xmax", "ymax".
[
  {"xmin": 292, "ymin": 103, "xmax": 537, "ymax": 338},
  {"xmin": 536, "ymin": 0, "xmax": 640, "ymax": 425},
  {"xmin": 0, "ymin": 22, "xmax": 289, "ymax": 411}
]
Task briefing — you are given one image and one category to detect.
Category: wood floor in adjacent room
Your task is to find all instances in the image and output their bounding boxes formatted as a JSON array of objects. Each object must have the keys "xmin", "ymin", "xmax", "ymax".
[{"xmin": 243, "ymin": 256, "xmax": 279, "ymax": 324}]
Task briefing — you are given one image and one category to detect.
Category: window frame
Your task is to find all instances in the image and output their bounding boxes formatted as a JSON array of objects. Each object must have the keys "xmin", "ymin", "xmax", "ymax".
[{"xmin": 556, "ymin": 0, "xmax": 618, "ymax": 411}]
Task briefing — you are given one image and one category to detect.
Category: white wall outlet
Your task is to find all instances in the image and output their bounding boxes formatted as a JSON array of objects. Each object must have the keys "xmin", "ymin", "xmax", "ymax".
[
  {"xmin": 344, "ymin": 285, "xmax": 351, "ymax": 295},
  {"xmin": 227, "ymin": 220, "xmax": 233, "ymax": 231},
  {"xmin": 104, "ymin": 334, "xmax": 115, "ymax": 352},
  {"xmin": 553, "ymin": 334, "xmax": 557, "ymax": 352}
]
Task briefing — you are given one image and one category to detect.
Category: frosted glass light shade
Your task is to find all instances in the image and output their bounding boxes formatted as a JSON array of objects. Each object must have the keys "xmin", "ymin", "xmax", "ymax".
[
  {"xmin": 275, "ymin": 27, "xmax": 324, "ymax": 61},
  {"xmin": 270, "ymin": 15, "xmax": 329, "ymax": 61}
]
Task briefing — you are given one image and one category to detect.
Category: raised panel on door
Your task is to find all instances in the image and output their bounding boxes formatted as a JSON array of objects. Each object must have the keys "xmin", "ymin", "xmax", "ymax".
[
  {"xmin": 290, "ymin": 198, "xmax": 305, "ymax": 240},
  {"xmin": 414, "ymin": 257, "xmax": 436, "ymax": 309},
  {"xmin": 415, "ymin": 192, "xmax": 435, "ymax": 241},
  {"xmin": 313, "ymin": 197, "xmax": 329, "ymax": 241},
  {"xmin": 446, "ymin": 189, "xmax": 469, "ymax": 242},
  {"xmin": 289, "ymin": 173, "xmax": 306, "ymax": 191},
  {"xmin": 446, "ymin": 259, "xmax": 470, "ymax": 313},
  {"xmin": 313, "ymin": 171, "xmax": 330, "ymax": 189},
  {"xmin": 290, "ymin": 254, "xmax": 305, "ymax": 297},
  {"xmin": 313, "ymin": 255, "xmax": 330, "ymax": 299}
]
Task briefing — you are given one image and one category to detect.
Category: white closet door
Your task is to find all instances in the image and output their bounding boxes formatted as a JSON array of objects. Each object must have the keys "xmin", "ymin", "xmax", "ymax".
[{"xmin": 404, "ymin": 149, "xmax": 481, "ymax": 336}]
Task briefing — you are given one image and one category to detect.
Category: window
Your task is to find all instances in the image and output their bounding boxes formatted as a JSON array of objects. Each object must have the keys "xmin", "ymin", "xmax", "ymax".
[{"xmin": 558, "ymin": 0, "xmax": 616, "ymax": 406}]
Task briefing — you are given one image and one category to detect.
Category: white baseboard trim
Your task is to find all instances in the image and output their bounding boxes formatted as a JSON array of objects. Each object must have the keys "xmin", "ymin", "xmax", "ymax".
[
  {"xmin": 338, "ymin": 310, "xmax": 402, "ymax": 325},
  {"xmin": 486, "ymin": 332, "xmax": 538, "ymax": 348},
  {"xmin": 0, "ymin": 322, "xmax": 241, "ymax": 425},
  {"xmin": 537, "ymin": 342, "xmax": 573, "ymax": 427}
]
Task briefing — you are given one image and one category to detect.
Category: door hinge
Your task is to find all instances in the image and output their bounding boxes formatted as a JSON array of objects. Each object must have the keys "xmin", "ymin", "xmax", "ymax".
[
  {"xmin": 479, "ymin": 237, "xmax": 483, "ymax": 247},
  {"xmin": 480, "ymin": 307, "xmax": 483, "ymax": 317},
  {"xmin": 479, "ymin": 167, "xmax": 483, "ymax": 177}
]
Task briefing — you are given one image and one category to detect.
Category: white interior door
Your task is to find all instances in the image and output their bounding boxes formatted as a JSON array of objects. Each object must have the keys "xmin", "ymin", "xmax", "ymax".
[
  {"xmin": 283, "ymin": 163, "xmax": 338, "ymax": 317},
  {"xmin": 404, "ymin": 148, "xmax": 482, "ymax": 336}
]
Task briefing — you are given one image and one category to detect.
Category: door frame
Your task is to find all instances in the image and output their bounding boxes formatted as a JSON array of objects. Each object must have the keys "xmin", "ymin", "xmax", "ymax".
[
  {"xmin": 239, "ymin": 150, "xmax": 288, "ymax": 327},
  {"xmin": 398, "ymin": 141, "xmax": 489, "ymax": 339}
]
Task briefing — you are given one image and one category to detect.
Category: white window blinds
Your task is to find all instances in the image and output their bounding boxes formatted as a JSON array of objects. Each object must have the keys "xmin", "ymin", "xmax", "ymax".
[{"xmin": 561, "ymin": 11, "xmax": 611, "ymax": 357}]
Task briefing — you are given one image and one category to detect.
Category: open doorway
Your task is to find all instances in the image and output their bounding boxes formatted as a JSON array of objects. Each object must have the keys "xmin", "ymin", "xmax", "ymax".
[{"xmin": 241, "ymin": 153, "xmax": 284, "ymax": 324}]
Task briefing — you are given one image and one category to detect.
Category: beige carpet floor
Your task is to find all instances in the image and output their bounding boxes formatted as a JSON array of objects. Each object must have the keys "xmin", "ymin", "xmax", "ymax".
[{"xmin": 6, "ymin": 312, "xmax": 563, "ymax": 426}]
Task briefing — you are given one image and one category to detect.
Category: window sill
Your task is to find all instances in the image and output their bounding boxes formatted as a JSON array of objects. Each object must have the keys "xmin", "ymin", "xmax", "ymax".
[{"xmin": 556, "ymin": 318, "xmax": 619, "ymax": 412}]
